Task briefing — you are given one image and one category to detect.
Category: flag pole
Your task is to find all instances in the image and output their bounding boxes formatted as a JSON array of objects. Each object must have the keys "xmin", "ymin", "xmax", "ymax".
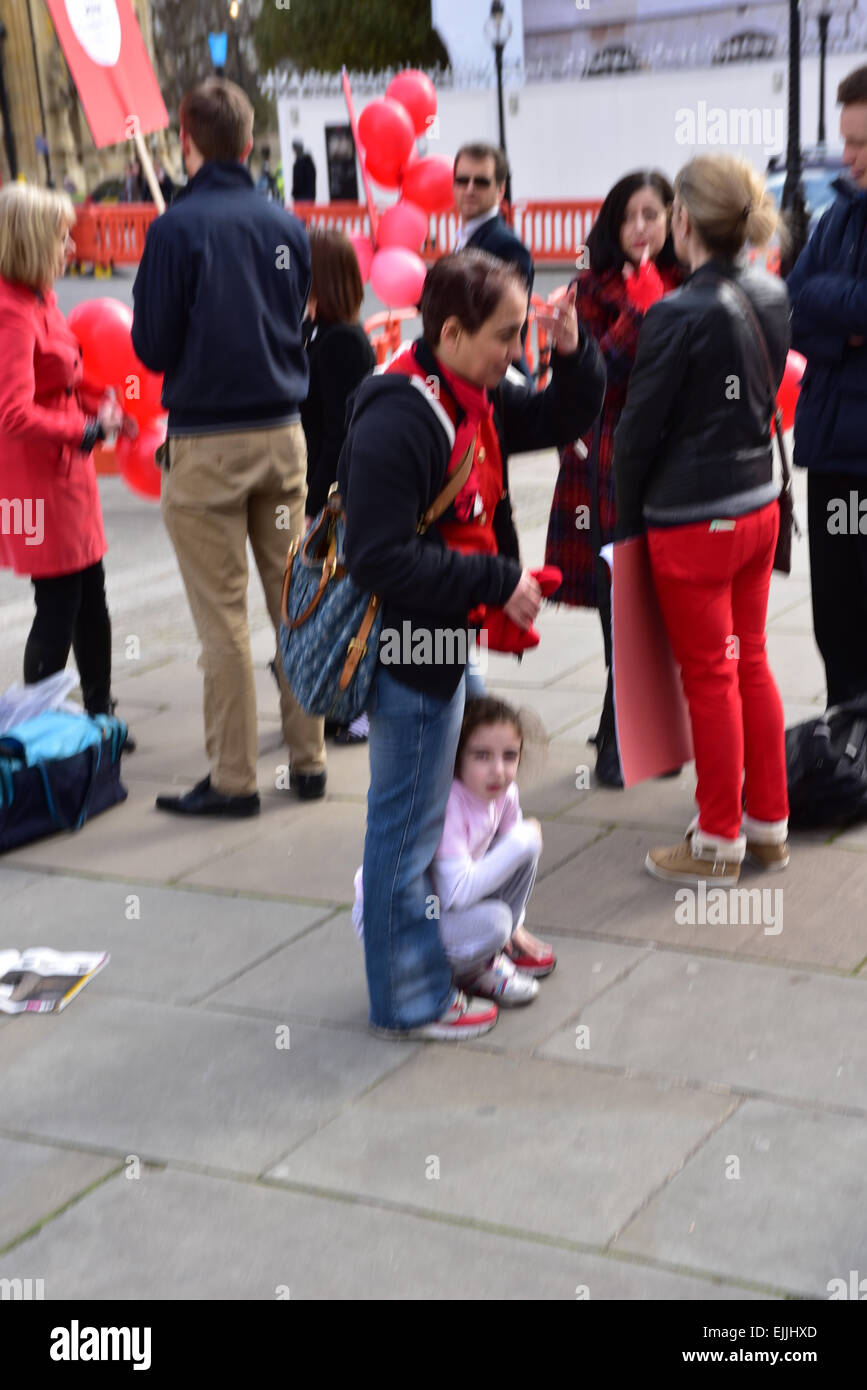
[{"xmin": 133, "ymin": 129, "xmax": 166, "ymax": 213}]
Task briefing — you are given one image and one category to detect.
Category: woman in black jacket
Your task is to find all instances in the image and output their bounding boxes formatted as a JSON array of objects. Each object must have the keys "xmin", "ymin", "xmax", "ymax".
[
  {"xmin": 338, "ymin": 250, "xmax": 605, "ymax": 1040},
  {"xmin": 614, "ymin": 155, "xmax": 790, "ymax": 887},
  {"xmin": 301, "ymin": 227, "xmax": 376, "ymax": 743},
  {"xmin": 302, "ymin": 227, "xmax": 376, "ymax": 518}
]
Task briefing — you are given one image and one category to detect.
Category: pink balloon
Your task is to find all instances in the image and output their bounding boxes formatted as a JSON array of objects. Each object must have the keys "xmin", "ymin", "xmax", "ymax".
[
  {"xmin": 377, "ymin": 201, "xmax": 429, "ymax": 253},
  {"xmin": 385, "ymin": 70, "xmax": 437, "ymax": 137},
  {"xmin": 400, "ymin": 155, "xmax": 455, "ymax": 214},
  {"xmin": 358, "ymin": 98, "xmax": 416, "ymax": 188},
  {"xmin": 370, "ymin": 247, "xmax": 427, "ymax": 309},
  {"xmin": 349, "ymin": 233, "xmax": 375, "ymax": 282}
]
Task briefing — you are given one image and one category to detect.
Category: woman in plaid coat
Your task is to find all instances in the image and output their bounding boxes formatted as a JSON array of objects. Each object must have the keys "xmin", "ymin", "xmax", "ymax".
[{"xmin": 545, "ymin": 170, "xmax": 683, "ymax": 785}]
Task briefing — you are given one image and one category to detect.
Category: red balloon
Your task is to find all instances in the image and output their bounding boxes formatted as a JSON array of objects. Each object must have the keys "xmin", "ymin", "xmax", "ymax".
[
  {"xmin": 370, "ymin": 247, "xmax": 427, "ymax": 309},
  {"xmin": 121, "ymin": 359, "xmax": 164, "ymax": 424},
  {"xmin": 377, "ymin": 200, "xmax": 429, "ymax": 253},
  {"xmin": 385, "ymin": 70, "xmax": 437, "ymax": 137},
  {"xmin": 776, "ymin": 349, "xmax": 806, "ymax": 433},
  {"xmin": 349, "ymin": 233, "xmax": 375, "ymax": 283},
  {"xmin": 116, "ymin": 417, "xmax": 165, "ymax": 501},
  {"xmin": 68, "ymin": 298, "xmax": 133, "ymax": 392},
  {"xmin": 400, "ymin": 155, "xmax": 455, "ymax": 214},
  {"xmin": 358, "ymin": 98, "xmax": 416, "ymax": 188}
]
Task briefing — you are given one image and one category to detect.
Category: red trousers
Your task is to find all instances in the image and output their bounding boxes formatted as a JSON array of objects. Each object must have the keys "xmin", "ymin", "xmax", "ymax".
[{"xmin": 647, "ymin": 502, "xmax": 788, "ymax": 844}]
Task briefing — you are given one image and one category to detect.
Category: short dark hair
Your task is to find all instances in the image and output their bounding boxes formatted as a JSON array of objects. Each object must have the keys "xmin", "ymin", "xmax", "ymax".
[
  {"xmin": 454, "ymin": 143, "xmax": 509, "ymax": 187},
  {"xmin": 420, "ymin": 250, "xmax": 528, "ymax": 346},
  {"xmin": 584, "ymin": 169, "xmax": 678, "ymax": 275},
  {"xmin": 309, "ymin": 226, "xmax": 364, "ymax": 323},
  {"xmin": 179, "ymin": 77, "xmax": 253, "ymax": 163},
  {"xmin": 457, "ymin": 697, "xmax": 524, "ymax": 769},
  {"xmin": 838, "ymin": 65, "xmax": 867, "ymax": 106}
]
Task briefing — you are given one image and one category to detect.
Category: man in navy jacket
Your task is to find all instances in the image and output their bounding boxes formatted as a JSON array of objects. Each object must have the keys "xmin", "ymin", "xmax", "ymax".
[
  {"xmin": 787, "ymin": 64, "xmax": 867, "ymax": 706},
  {"xmin": 132, "ymin": 78, "xmax": 325, "ymax": 817}
]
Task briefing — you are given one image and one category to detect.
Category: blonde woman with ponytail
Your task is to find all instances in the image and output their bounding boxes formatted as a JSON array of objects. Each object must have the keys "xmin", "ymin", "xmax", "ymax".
[{"xmin": 613, "ymin": 155, "xmax": 791, "ymax": 887}]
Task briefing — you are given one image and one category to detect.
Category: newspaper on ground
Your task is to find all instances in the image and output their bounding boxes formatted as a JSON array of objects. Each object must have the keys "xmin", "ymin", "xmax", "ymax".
[{"xmin": 0, "ymin": 948, "xmax": 109, "ymax": 1014}]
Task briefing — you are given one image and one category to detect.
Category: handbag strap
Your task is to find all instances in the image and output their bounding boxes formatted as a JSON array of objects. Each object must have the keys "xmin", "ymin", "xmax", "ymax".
[
  {"xmin": 708, "ymin": 272, "xmax": 793, "ymax": 496},
  {"xmin": 417, "ymin": 436, "xmax": 476, "ymax": 535}
]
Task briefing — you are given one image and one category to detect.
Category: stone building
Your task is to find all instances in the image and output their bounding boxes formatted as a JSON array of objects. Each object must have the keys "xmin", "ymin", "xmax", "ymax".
[{"xmin": 0, "ymin": 0, "xmax": 167, "ymax": 194}]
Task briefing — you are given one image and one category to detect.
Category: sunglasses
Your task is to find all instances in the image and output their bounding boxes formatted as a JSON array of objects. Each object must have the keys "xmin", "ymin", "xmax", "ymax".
[{"xmin": 454, "ymin": 175, "xmax": 493, "ymax": 189}]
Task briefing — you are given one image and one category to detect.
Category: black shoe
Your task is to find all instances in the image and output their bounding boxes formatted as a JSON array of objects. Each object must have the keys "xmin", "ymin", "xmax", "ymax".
[
  {"xmin": 657, "ymin": 765, "xmax": 683, "ymax": 780},
  {"xmin": 595, "ymin": 739, "xmax": 624, "ymax": 790},
  {"xmin": 122, "ymin": 731, "xmax": 137, "ymax": 754},
  {"xmin": 155, "ymin": 775, "xmax": 260, "ymax": 818},
  {"xmin": 289, "ymin": 769, "xmax": 326, "ymax": 801}
]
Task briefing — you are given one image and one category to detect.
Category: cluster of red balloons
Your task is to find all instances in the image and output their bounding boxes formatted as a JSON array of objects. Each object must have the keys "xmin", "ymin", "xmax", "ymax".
[
  {"xmin": 67, "ymin": 298, "xmax": 164, "ymax": 500},
  {"xmin": 351, "ymin": 70, "xmax": 454, "ymax": 309}
]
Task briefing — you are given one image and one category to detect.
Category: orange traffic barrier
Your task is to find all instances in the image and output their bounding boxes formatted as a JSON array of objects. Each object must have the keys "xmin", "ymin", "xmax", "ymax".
[
  {"xmin": 363, "ymin": 307, "xmax": 417, "ymax": 365},
  {"xmin": 71, "ymin": 203, "xmax": 158, "ymax": 273}
]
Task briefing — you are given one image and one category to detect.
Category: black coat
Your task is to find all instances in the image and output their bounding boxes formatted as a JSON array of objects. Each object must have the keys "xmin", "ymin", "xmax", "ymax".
[
  {"xmin": 336, "ymin": 333, "xmax": 605, "ymax": 698},
  {"xmin": 614, "ymin": 259, "xmax": 790, "ymax": 536},
  {"xmin": 301, "ymin": 319, "xmax": 375, "ymax": 516},
  {"xmin": 292, "ymin": 153, "xmax": 316, "ymax": 201},
  {"xmin": 466, "ymin": 214, "xmax": 534, "ymax": 293}
]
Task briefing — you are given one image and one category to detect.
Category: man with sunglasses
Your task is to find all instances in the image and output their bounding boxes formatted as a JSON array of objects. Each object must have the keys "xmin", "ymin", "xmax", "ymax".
[{"xmin": 453, "ymin": 144, "xmax": 534, "ymax": 375}]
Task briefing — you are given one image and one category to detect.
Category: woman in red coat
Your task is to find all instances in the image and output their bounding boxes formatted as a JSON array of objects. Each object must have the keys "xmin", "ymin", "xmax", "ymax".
[
  {"xmin": 545, "ymin": 171, "xmax": 683, "ymax": 785},
  {"xmin": 0, "ymin": 186, "xmax": 123, "ymax": 717}
]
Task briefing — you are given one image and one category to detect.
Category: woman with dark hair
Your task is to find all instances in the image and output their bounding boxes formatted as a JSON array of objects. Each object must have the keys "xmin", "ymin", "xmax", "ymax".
[
  {"xmin": 337, "ymin": 250, "xmax": 605, "ymax": 1040},
  {"xmin": 545, "ymin": 169, "xmax": 683, "ymax": 786},
  {"xmin": 302, "ymin": 227, "xmax": 376, "ymax": 519},
  {"xmin": 614, "ymin": 155, "xmax": 789, "ymax": 884},
  {"xmin": 299, "ymin": 227, "xmax": 376, "ymax": 743}
]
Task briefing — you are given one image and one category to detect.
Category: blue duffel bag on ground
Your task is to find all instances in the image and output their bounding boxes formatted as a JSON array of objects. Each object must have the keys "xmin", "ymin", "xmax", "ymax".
[{"xmin": 0, "ymin": 710, "xmax": 129, "ymax": 853}]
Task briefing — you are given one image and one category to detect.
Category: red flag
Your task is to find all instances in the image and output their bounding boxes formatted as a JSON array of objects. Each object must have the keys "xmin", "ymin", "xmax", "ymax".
[{"xmin": 45, "ymin": 0, "xmax": 168, "ymax": 148}]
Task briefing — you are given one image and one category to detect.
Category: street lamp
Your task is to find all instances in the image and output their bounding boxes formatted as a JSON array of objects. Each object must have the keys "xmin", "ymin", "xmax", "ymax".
[
  {"xmin": 817, "ymin": 7, "xmax": 831, "ymax": 148},
  {"xmin": 780, "ymin": 0, "xmax": 810, "ymax": 274},
  {"xmin": 229, "ymin": 0, "xmax": 244, "ymax": 91},
  {"xmin": 484, "ymin": 0, "xmax": 513, "ymax": 206}
]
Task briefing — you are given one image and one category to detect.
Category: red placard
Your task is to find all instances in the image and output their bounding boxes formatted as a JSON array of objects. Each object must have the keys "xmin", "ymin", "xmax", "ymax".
[{"xmin": 45, "ymin": 0, "xmax": 168, "ymax": 148}]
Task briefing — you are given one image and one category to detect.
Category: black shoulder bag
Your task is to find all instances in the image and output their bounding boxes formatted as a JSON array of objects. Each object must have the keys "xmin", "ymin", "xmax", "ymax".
[{"xmin": 710, "ymin": 275, "xmax": 800, "ymax": 575}]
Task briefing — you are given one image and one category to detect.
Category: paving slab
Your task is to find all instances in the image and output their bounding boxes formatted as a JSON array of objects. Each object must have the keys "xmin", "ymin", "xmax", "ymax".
[
  {"xmin": 0, "ymin": 997, "xmax": 415, "ymax": 1173},
  {"xmin": 765, "ymin": 630, "xmax": 828, "ymax": 703},
  {"xmin": 3, "ymin": 874, "xmax": 328, "ymax": 1003},
  {"xmin": 267, "ymin": 1049, "xmax": 737, "ymax": 1247},
  {"xmin": 528, "ymin": 828, "xmax": 866, "ymax": 971},
  {"xmin": 0, "ymin": 1165, "xmax": 769, "ymax": 1301},
  {"xmin": 0, "ymin": 1135, "xmax": 119, "ymax": 1250},
  {"xmin": 178, "ymin": 799, "xmax": 366, "ymax": 902},
  {"xmin": 559, "ymin": 774, "xmax": 700, "ymax": 833},
  {"xmin": 616, "ymin": 1099, "xmax": 867, "ymax": 1297},
  {"xmin": 539, "ymin": 950, "xmax": 867, "ymax": 1110}
]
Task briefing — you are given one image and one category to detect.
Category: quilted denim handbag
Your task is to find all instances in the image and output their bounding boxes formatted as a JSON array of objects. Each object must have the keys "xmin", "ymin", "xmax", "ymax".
[
  {"xmin": 279, "ymin": 448, "xmax": 476, "ymax": 724},
  {"xmin": 279, "ymin": 492, "xmax": 382, "ymax": 724}
]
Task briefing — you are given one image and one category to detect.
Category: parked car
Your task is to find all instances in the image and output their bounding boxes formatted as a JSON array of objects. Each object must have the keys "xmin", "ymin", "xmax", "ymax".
[
  {"xmin": 765, "ymin": 149, "xmax": 844, "ymax": 233},
  {"xmin": 586, "ymin": 45, "xmax": 642, "ymax": 77}
]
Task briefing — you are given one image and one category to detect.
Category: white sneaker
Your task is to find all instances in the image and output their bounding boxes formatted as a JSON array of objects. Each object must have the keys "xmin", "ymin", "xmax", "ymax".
[{"xmin": 457, "ymin": 952, "xmax": 539, "ymax": 1007}]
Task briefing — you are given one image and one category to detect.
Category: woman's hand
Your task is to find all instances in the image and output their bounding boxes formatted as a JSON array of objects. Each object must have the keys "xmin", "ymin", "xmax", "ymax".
[
  {"xmin": 503, "ymin": 569, "xmax": 542, "ymax": 629},
  {"xmin": 97, "ymin": 394, "xmax": 124, "ymax": 437},
  {"xmin": 533, "ymin": 283, "xmax": 580, "ymax": 356}
]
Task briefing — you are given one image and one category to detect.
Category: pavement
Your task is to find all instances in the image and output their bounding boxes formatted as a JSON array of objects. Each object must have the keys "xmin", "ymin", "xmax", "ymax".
[
  {"xmin": 1, "ymin": 271, "xmax": 865, "ymax": 1301},
  {"xmin": 2, "ymin": 442, "xmax": 866, "ymax": 1303}
]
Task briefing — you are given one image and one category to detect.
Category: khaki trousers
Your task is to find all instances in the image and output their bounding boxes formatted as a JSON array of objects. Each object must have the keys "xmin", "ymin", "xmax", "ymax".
[{"xmin": 161, "ymin": 423, "xmax": 325, "ymax": 796}]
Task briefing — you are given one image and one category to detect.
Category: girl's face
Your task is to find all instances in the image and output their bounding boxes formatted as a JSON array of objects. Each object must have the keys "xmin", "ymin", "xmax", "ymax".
[
  {"xmin": 458, "ymin": 720, "xmax": 522, "ymax": 801},
  {"xmin": 619, "ymin": 185, "xmax": 668, "ymax": 266}
]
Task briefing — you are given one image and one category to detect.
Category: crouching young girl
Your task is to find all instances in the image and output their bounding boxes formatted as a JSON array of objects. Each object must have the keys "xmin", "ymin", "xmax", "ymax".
[{"xmin": 353, "ymin": 696, "xmax": 555, "ymax": 1006}]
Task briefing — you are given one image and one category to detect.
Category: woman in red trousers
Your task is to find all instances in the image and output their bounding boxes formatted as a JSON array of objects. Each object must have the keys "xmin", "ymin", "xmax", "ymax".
[
  {"xmin": 545, "ymin": 170, "xmax": 683, "ymax": 786},
  {"xmin": 0, "ymin": 185, "xmax": 124, "ymax": 719},
  {"xmin": 614, "ymin": 155, "xmax": 790, "ymax": 885}
]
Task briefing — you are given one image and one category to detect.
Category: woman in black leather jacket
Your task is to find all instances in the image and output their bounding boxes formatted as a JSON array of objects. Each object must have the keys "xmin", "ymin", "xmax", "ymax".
[{"xmin": 613, "ymin": 154, "xmax": 791, "ymax": 887}]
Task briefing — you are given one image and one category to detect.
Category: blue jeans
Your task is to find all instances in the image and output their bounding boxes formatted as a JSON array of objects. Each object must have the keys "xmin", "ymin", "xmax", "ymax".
[{"xmin": 362, "ymin": 668, "xmax": 465, "ymax": 1029}]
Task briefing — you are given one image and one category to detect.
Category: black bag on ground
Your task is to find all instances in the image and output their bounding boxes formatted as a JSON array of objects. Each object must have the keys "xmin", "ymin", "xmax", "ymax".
[{"xmin": 785, "ymin": 697, "xmax": 867, "ymax": 827}]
